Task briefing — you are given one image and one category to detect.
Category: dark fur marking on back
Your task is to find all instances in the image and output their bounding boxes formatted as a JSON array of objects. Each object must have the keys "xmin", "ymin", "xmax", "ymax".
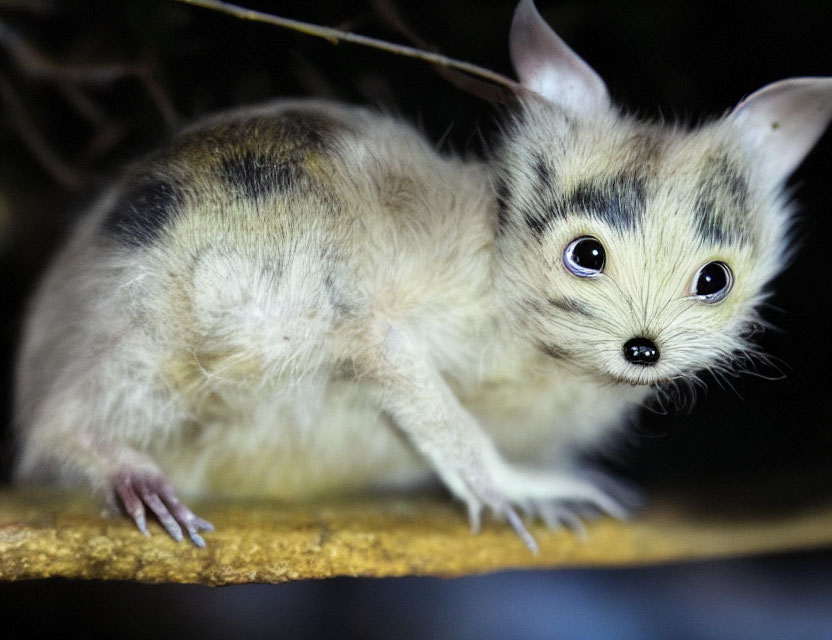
[
  {"xmin": 103, "ymin": 177, "xmax": 183, "ymax": 246},
  {"xmin": 278, "ymin": 109, "xmax": 341, "ymax": 146},
  {"xmin": 186, "ymin": 108, "xmax": 346, "ymax": 201},
  {"xmin": 221, "ymin": 152, "xmax": 301, "ymax": 199},
  {"xmin": 180, "ymin": 109, "xmax": 340, "ymax": 154},
  {"xmin": 694, "ymin": 156, "xmax": 751, "ymax": 246}
]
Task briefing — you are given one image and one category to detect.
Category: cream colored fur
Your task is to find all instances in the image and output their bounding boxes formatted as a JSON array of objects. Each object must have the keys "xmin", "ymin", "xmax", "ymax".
[{"xmin": 13, "ymin": 1, "xmax": 832, "ymax": 548}]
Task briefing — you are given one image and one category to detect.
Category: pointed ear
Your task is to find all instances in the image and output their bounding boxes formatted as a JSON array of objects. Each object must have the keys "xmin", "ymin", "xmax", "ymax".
[
  {"xmin": 509, "ymin": 0, "xmax": 609, "ymax": 113},
  {"xmin": 729, "ymin": 77, "xmax": 832, "ymax": 186}
]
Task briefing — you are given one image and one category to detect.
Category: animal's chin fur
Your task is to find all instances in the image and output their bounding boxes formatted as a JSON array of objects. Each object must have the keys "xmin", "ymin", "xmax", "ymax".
[
  {"xmin": 610, "ymin": 376, "xmax": 659, "ymax": 388},
  {"xmin": 603, "ymin": 370, "xmax": 675, "ymax": 387},
  {"xmin": 571, "ymin": 362, "xmax": 662, "ymax": 388}
]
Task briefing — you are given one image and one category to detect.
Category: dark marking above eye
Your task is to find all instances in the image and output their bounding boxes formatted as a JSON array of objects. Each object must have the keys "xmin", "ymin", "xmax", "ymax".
[
  {"xmin": 522, "ymin": 154, "xmax": 563, "ymax": 235},
  {"xmin": 523, "ymin": 208, "xmax": 549, "ymax": 236},
  {"xmin": 565, "ymin": 174, "xmax": 646, "ymax": 231},
  {"xmin": 220, "ymin": 152, "xmax": 300, "ymax": 199},
  {"xmin": 520, "ymin": 133, "xmax": 662, "ymax": 238},
  {"xmin": 522, "ymin": 195, "xmax": 569, "ymax": 237},
  {"xmin": 103, "ymin": 176, "xmax": 184, "ymax": 246},
  {"xmin": 494, "ymin": 175, "xmax": 512, "ymax": 234},
  {"xmin": 694, "ymin": 155, "xmax": 751, "ymax": 246},
  {"xmin": 533, "ymin": 153, "xmax": 552, "ymax": 186}
]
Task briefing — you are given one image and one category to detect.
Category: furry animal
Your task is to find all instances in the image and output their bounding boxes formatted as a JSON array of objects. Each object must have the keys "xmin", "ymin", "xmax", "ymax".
[{"xmin": 14, "ymin": 0, "xmax": 832, "ymax": 550}]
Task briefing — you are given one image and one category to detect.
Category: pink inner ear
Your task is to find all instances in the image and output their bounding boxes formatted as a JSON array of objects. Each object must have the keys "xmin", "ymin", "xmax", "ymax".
[
  {"xmin": 509, "ymin": 0, "xmax": 609, "ymax": 113},
  {"xmin": 730, "ymin": 77, "xmax": 832, "ymax": 186}
]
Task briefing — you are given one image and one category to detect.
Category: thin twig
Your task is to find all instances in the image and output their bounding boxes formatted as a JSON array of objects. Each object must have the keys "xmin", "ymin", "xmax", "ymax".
[
  {"xmin": 0, "ymin": 71, "xmax": 85, "ymax": 190},
  {"xmin": 370, "ymin": 0, "xmax": 515, "ymax": 103},
  {"xmin": 80, "ymin": 122, "xmax": 129, "ymax": 161},
  {"xmin": 135, "ymin": 64, "xmax": 179, "ymax": 129},
  {"xmin": 58, "ymin": 82, "xmax": 108, "ymax": 127},
  {"xmin": 174, "ymin": 0, "xmax": 524, "ymax": 96},
  {"xmin": 0, "ymin": 18, "xmax": 178, "ymax": 127},
  {"xmin": 0, "ymin": 19, "xmax": 140, "ymax": 83}
]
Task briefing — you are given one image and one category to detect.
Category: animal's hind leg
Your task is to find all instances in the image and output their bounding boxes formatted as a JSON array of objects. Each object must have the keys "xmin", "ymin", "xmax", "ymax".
[
  {"xmin": 109, "ymin": 464, "xmax": 214, "ymax": 547},
  {"xmin": 17, "ymin": 426, "xmax": 214, "ymax": 546},
  {"xmin": 15, "ymin": 353, "xmax": 216, "ymax": 548}
]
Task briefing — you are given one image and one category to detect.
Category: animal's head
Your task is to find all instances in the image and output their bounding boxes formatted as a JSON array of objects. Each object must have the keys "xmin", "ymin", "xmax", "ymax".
[{"xmin": 495, "ymin": 0, "xmax": 832, "ymax": 387}]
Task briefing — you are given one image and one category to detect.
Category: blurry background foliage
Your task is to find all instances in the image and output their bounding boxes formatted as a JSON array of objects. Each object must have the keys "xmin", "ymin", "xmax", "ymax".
[{"xmin": 0, "ymin": 0, "xmax": 830, "ymax": 506}]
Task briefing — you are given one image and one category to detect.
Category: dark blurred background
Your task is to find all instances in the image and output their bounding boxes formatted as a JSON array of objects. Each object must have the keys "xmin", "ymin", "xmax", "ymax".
[{"xmin": 1, "ymin": 1, "xmax": 830, "ymax": 638}]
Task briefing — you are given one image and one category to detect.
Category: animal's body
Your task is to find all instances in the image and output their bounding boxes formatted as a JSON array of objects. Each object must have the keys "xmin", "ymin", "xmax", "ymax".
[{"xmin": 14, "ymin": 1, "xmax": 832, "ymax": 548}]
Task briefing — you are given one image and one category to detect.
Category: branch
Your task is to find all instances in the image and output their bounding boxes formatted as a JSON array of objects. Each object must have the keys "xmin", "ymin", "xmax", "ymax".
[
  {"xmin": 174, "ymin": 0, "xmax": 524, "ymax": 98},
  {"xmin": 0, "ymin": 71, "xmax": 85, "ymax": 190}
]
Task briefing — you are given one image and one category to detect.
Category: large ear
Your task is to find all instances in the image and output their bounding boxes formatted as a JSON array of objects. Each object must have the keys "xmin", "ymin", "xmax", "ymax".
[
  {"xmin": 729, "ymin": 77, "xmax": 832, "ymax": 186},
  {"xmin": 509, "ymin": 0, "xmax": 609, "ymax": 113}
]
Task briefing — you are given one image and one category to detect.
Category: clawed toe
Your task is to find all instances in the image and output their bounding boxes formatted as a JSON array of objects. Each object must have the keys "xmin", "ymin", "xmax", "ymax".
[
  {"xmin": 467, "ymin": 468, "xmax": 643, "ymax": 551},
  {"xmin": 114, "ymin": 471, "xmax": 213, "ymax": 547},
  {"xmin": 537, "ymin": 503, "xmax": 588, "ymax": 540},
  {"xmin": 578, "ymin": 470, "xmax": 643, "ymax": 516},
  {"xmin": 500, "ymin": 503, "xmax": 539, "ymax": 553}
]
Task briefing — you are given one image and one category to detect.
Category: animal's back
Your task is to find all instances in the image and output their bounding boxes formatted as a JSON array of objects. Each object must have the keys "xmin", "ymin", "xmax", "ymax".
[{"xmin": 14, "ymin": 99, "xmax": 497, "ymax": 498}]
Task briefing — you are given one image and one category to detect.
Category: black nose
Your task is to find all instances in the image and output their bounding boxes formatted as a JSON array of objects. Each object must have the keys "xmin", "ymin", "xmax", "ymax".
[{"xmin": 623, "ymin": 337, "xmax": 660, "ymax": 366}]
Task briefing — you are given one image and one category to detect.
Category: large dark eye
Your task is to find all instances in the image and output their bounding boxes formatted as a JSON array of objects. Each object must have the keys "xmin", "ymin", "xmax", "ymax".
[
  {"xmin": 564, "ymin": 236, "xmax": 605, "ymax": 278},
  {"xmin": 693, "ymin": 261, "xmax": 733, "ymax": 303}
]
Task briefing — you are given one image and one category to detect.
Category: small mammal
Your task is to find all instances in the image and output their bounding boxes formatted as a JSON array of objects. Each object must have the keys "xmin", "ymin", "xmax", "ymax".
[{"xmin": 14, "ymin": 0, "xmax": 832, "ymax": 549}]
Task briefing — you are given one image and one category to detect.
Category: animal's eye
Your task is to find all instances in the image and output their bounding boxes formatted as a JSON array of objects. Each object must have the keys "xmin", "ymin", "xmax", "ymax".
[
  {"xmin": 564, "ymin": 236, "xmax": 605, "ymax": 278},
  {"xmin": 693, "ymin": 261, "xmax": 733, "ymax": 303}
]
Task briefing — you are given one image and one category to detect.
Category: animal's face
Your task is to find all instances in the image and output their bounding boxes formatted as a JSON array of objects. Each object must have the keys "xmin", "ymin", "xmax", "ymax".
[
  {"xmin": 495, "ymin": 106, "xmax": 788, "ymax": 386},
  {"xmin": 495, "ymin": 0, "xmax": 831, "ymax": 388}
]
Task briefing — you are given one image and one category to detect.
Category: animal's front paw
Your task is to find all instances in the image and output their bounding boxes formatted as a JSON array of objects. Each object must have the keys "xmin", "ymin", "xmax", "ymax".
[
  {"xmin": 503, "ymin": 467, "xmax": 642, "ymax": 537},
  {"xmin": 109, "ymin": 470, "xmax": 214, "ymax": 547},
  {"xmin": 447, "ymin": 461, "xmax": 640, "ymax": 552}
]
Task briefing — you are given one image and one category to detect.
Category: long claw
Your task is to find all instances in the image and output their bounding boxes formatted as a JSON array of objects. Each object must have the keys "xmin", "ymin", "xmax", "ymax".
[
  {"xmin": 503, "ymin": 505, "xmax": 538, "ymax": 554},
  {"xmin": 160, "ymin": 486, "xmax": 215, "ymax": 545},
  {"xmin": 467, "ymin": 503, "xmax": 483, "ymax": 535},
  {"xmin": 187, "ymin": 529, "xmax": 207, "ymax": 548},
  {"xmin": 557, "ymin": 508, "xmax": 588, "ymax": 541},
  {"xmin": 112, "ymin": 470, "xmax": 211, "ymax": 546},
  {"xmin": 142, "ymin": 490, "xmax": 184, "ymax": 542},
  {"xmin": 183, "ymin": 515, "xmax": 214, "ymax": 547},
  {"xmin": 581, "ymin": 470, "xmax": 643, "ymax": 515},
  {"xmin": 115, "ymin": 475, "xmax": 150, "ymax": 536},
  {"xmin": 134, "ymin": 511, "xmax": 150, "ymax": 537},
  {"xmin": 538, "ymin": 504, "xmax": 564, "ymax": 531},
  {"xmin": 193, "ymin": 518, "xmax": 215, "ymax": 532}
]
